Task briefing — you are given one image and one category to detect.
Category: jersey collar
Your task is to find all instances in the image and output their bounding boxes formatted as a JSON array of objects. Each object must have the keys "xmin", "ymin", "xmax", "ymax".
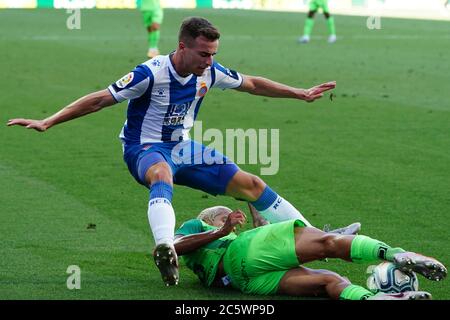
[{"xmin": 168, "ymin": 52, "xmax": 194, "ymax": 86}]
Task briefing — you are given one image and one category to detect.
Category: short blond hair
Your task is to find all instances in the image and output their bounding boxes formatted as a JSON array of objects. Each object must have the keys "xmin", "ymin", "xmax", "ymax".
[{"xmin": 197, "ymin": 206, "xmax": 232, "ymax": 225}]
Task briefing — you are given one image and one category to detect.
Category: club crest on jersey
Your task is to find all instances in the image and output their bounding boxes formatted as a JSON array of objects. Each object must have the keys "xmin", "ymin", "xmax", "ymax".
[
  {"xmin": 198, "ymin": 82, "xmax": 208, "ymax": 97},
  {"xmin": 116, "ymin": 72, "xmax": 134, "ymax": 89}
]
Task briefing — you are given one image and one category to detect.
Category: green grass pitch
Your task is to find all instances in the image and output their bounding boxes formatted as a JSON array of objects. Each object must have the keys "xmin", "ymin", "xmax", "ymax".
[{"xmin": 0, "ymin": 8, "xmax": 449, "ymax": 300}]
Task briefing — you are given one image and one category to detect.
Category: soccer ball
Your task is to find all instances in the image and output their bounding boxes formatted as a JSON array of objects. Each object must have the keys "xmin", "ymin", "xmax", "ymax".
[{"xmin": 367, "ymin": 262, "xmax": 419, "ymax": 293}]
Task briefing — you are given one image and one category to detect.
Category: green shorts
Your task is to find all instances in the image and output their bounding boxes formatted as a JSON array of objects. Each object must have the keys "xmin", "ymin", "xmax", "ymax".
[
  {"xmin": 141, "ymin": 8, "xmax": 163, "ymax": 26},
  {"xmin": 309, "ymin": 0, "xmax": 329, "ymax": 13},
  {"xmin": 223, "ymin": 219, "xmax": 305, "ymax": 295}
]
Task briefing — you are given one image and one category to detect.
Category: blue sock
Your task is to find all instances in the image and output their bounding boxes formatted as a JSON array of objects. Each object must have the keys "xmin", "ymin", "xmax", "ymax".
[
  {"xmin": 250, "ymin": 185, "xmax": 313, "ymax": 226},
  {"xmin": 150, "ymin": 181, "xmax": 173, "ymax": 202},
  {"xmin": 251, "ymin": 186, "xmax": 278, "ymax": 211}
]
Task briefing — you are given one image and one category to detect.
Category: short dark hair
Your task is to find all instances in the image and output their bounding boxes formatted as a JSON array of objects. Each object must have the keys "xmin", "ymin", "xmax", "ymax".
[{"xmin": 178, "ymin": 17, "xmax": 220, "ymax": 46}]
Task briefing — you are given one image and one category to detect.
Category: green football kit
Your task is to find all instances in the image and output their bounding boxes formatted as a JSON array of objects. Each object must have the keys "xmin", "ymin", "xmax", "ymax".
[
  {"xmin": 303, "ymin": 0, "xmax": 336, "ymax": 38},
  {"xmin": 139, "ymin": 0, "xmax": 163, "ymax": 49},
  {"xmin": 176, "ymin": 219, "xmax": 305, "ymax": 294},
  {"xmin": 175, "ymin": 218, "xmax": 406, "ymax": 299},
  {"xmin": 309, "ymin": 0, "xmax": 330, "ymax": 12}
]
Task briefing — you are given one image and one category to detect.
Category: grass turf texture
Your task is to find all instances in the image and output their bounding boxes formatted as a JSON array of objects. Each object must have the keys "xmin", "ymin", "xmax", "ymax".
[{"xmin": 0, "ymin": 8, "xmax": 449, "ymax": 300}]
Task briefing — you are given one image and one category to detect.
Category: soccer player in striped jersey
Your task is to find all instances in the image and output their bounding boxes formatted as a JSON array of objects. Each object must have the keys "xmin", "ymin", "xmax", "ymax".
[{"xmin": 8, "ymin": 17, "xmax": 337, "ymax": 286}]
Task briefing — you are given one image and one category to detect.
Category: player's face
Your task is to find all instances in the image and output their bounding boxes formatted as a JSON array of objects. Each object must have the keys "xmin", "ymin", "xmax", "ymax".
[
  {"xmin": 182, "ymin": 36, "xmax": 218, "ymax": 76},
  {"xmin": 211, "ymin": 212, "xmax": 230, "ymax": 228}
]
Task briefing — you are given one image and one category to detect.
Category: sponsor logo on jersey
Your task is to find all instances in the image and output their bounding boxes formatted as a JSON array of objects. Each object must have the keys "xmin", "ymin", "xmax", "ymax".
[
  {"xmin": 198, "ymin": 82, "xmax": 208, "ymax": 97},
  {"xmin": 116, "ymin": 72, "xmax": 134, "ymax": 89},
  {"xmin": 163, "ymin": 102, "xmax": 192, "ymax": 126}
]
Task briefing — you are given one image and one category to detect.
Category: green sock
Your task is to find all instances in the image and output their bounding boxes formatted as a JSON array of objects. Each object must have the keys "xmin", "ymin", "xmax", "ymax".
[
  {"xmin": 339, "ymin": 284, "xmax": 374, "ymax": 300},
  {"xmin": 303, "ymin": 18, "xmax": 314, "ymax": 36},
  {"xmin": 350, "ymin": 235, "xmax": 406, "ymax": 263},
  {"xmin": 148, "ymin": 30, "xmax": 160, "ymax": 49},
  {"xmin": 326, "ymin": 16, "xmax": 336, "ymax": 36}
]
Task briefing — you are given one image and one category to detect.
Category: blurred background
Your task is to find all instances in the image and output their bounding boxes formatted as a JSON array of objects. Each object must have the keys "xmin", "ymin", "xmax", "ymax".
[{"xmin": 1, "ymin": 0, "xmax": 449, "ymax": 20}]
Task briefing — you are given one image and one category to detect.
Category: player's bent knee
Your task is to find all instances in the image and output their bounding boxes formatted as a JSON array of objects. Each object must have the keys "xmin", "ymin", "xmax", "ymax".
[
  {"xmin": 324, "ymin": 12, "xmax": 331, "ymax": 19},
  {"xmin": 322, "ymin": 271, "xmax": 350, "ymax": 299},
  {"xmin": 308, "ymin": 10, "xmax": 317, "ymax": 18},
  {"xmin": 318, "ymin": 234, "xmax": 340, "ymax": 258},
  {"xmin": 227, "ymin": 171, "xmax": 266, "ymax": 201},
  {"xmin": 251, "ymin": 174, "xmax": 266, "ymax": 191},
  {"xmin": 323, "ymin": 271, "xmax": 347, "ymax": 285},
  {"xmin": 145, "ymin": 162, "xmax": 173, "ymax": 185},
  {"xmin": 244, "ymin": 174, "xmax": 266, "ymax": 200}
]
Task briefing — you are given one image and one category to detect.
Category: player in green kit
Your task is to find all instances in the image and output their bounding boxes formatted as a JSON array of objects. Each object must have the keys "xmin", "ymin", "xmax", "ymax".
[
  {"xmin": 139, "ymin": 0, "xmax": 163, "ymax": 58},
  {"xmin": 299, "ymin": 0, "xmax": 336, "ymax": 44},
  {"xmin": 174, "ymin": 206, "xmax": 447, "ymax": 300}
]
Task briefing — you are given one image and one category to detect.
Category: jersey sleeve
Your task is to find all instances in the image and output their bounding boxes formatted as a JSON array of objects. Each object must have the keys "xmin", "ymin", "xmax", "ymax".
[
  {"xmin": 211, "ymin": 61, "xmax": 243, "ymax": 90},
  {"xmin": 107, "ymin": 65, "xmax": 152, "ymax": 103},
  {"xmin": 175, "ymin": 219, "xmax": 204, "ymax": 236}
]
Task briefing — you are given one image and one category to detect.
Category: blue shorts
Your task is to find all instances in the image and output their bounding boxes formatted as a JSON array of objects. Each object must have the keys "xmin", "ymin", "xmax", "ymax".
[{"xmin": 123, "ymin": 140, "xmax": 240, "ymax": 196}]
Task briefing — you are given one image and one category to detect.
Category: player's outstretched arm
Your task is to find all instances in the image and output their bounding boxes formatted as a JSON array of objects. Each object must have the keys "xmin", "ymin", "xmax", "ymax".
[
  {"xmin": 174, "ymin": 211, "xmax": 246, "ymax": 256},
  {"xmin": 7, "ymin": 89, "xmax": 117, "ymax": 132},
  {"xmin": 235, "ymin": 74, "xmax": 336, "ymax": 103}
]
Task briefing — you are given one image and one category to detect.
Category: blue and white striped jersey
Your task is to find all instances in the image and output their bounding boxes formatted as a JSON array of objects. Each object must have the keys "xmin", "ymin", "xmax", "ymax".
[{"xmin": 108, "ymin": 55, "xmax": 243, "ymax": 145}]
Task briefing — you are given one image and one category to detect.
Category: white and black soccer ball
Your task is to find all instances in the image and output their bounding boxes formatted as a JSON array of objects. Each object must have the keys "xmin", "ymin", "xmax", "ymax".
[{"xmin": 367, "ymin": 262, "xmax": 419, "ymax": 293}]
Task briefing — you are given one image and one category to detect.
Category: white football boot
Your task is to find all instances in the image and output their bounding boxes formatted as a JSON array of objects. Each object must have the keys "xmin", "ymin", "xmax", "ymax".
[
  {"xmin": 298, "ymin": 35, "xmax": 310, "ymax": 44},
  {"xmin": 368, "ymin": 291, "xmax": 432, "ymax": 300},
  {"xmin": 328, "ymin": 34, "xmax": 337, "ymax": 43},
  {"xmin": 393, "ymin": 252, "xmax": 447, "ymax": 281},
  {"xmin": 324, "ymin": 222, "xmax": 361, "ymax": 235}
]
